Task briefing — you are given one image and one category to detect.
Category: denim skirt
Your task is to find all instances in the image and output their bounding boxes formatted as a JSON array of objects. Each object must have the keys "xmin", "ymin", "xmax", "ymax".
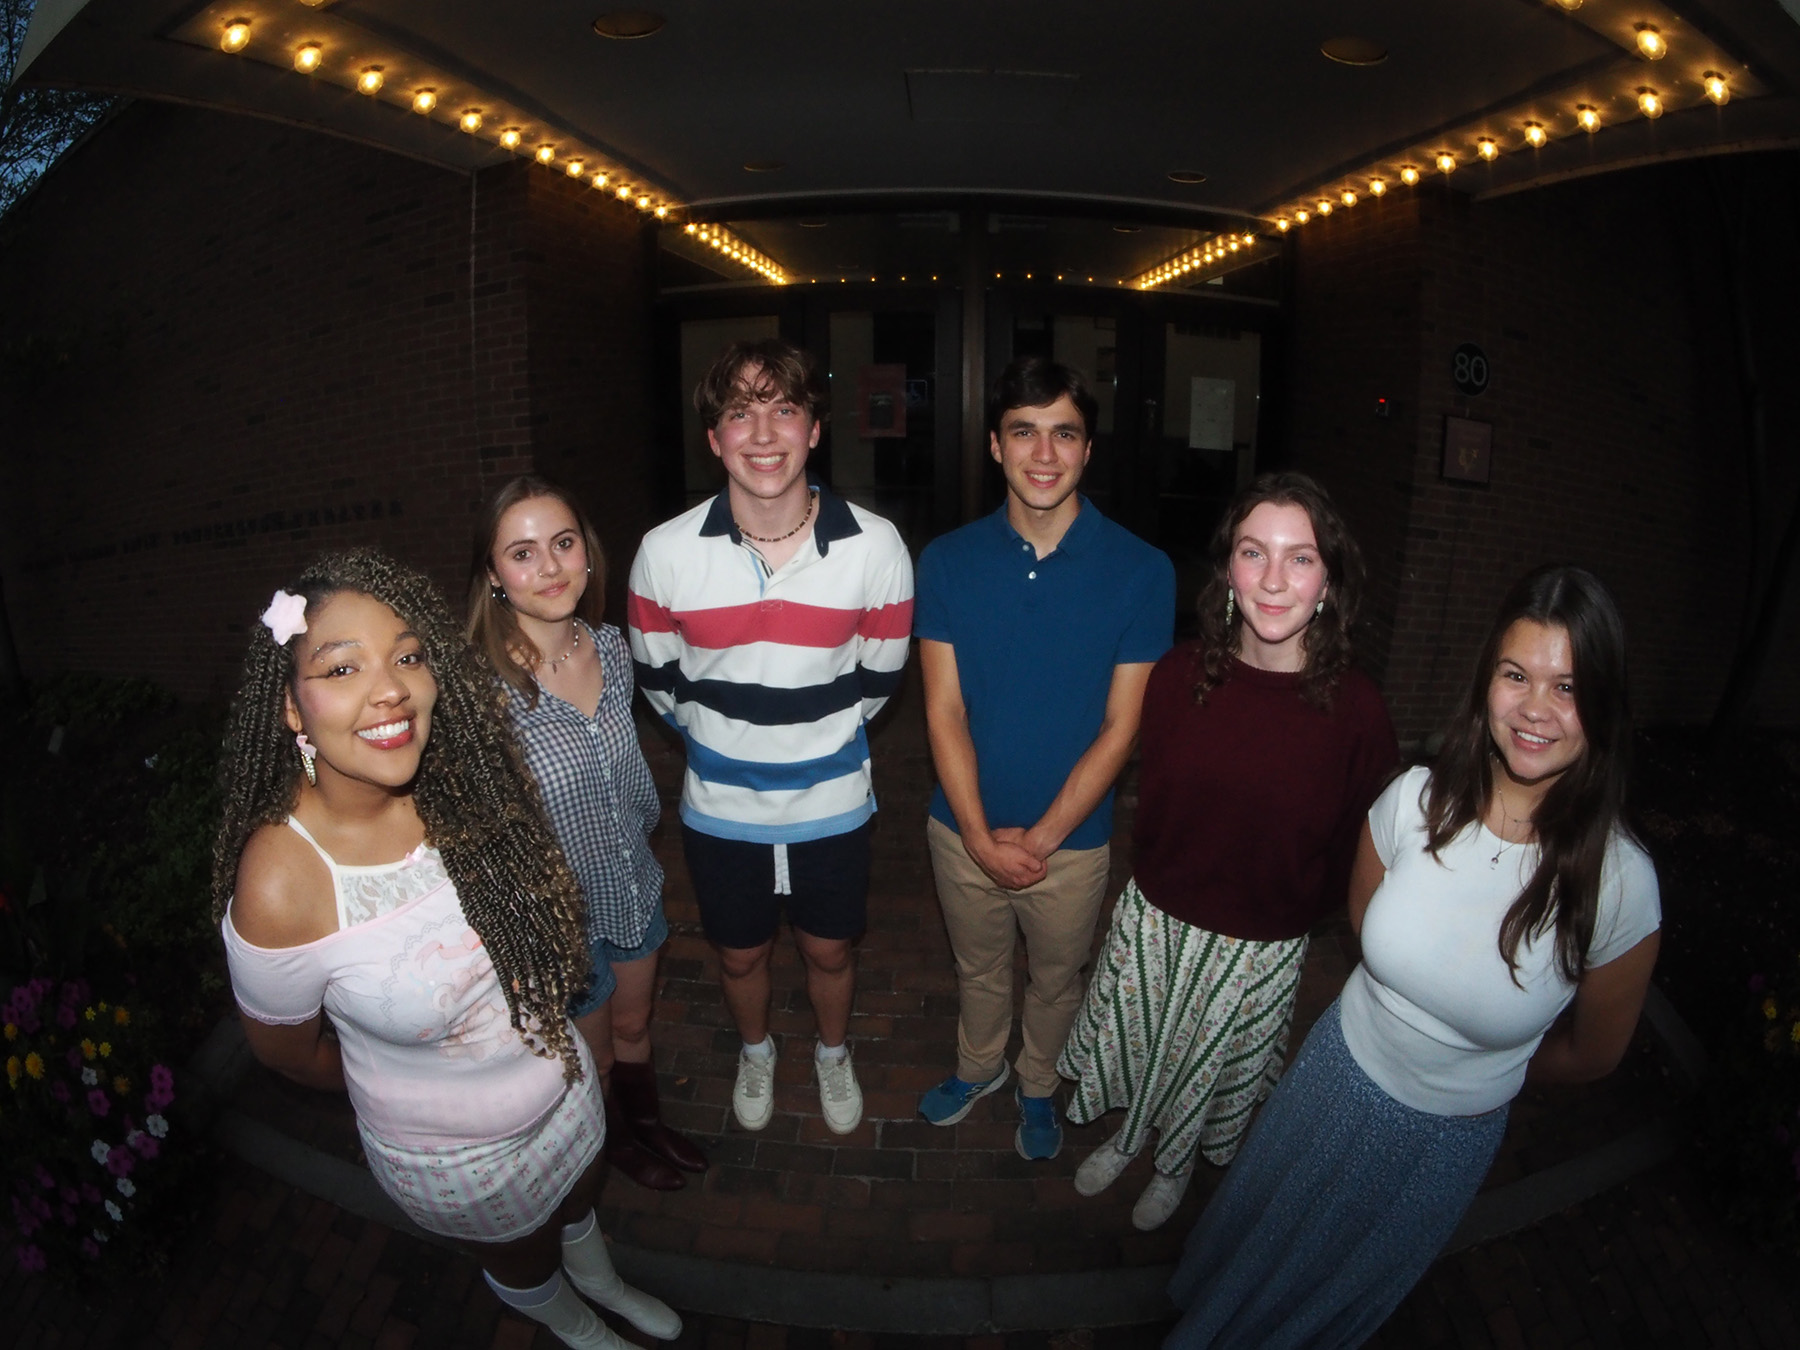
[{"xmin": 1164, "ymin": 999, "xmax": 1507, "ymax": 1350}]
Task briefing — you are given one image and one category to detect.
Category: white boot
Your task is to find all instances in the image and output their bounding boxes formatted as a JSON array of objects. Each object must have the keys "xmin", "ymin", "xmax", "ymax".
[
  {"xmin": 561, "ymin": 1210, "xmax": 684, "ymax": 1340},
  {"xmin": 484, "ymin": 1270, "xmax": 629, "ymax": 1350}
]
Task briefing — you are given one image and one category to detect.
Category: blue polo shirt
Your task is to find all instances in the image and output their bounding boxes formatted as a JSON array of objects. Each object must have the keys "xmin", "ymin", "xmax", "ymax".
[{"xmin": 916, "ymin": 497, "xmax": 1174, "ymax": 852}]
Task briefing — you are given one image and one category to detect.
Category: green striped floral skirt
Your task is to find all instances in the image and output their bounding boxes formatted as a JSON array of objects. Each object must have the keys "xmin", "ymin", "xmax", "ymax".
[{"xmin": 1058, "ymin": 879, "xmax": 1307, "ymax": 1173}]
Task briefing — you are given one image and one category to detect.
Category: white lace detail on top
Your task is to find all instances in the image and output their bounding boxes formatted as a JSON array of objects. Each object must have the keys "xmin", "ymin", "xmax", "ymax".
[{"xmin": 285, "ymin": 818, "xmax": 450, "ymax": 930}]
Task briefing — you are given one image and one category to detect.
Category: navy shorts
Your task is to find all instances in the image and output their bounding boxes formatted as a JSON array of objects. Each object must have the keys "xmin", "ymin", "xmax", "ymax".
[{"xmin": 682, "ymin": 821, "xmax": 871, "ymax": 950}]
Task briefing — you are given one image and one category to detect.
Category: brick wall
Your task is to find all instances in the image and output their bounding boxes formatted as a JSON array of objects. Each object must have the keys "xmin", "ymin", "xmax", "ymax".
[
  {"xmin": 0, "ymin": 104, "xmax": 655, "ymax": 701},
  {"xmin": 1286, "ymin": 165, "xmax": 1791, "ymax": 739}
]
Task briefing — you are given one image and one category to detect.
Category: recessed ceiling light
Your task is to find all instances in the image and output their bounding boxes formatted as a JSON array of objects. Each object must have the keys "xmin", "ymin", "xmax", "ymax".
[
  {"xmin": 1166, "ymin": 170, "xmax": 1206, "ymax": 185},
  {"xmin": 592, "ymin": 11, "xmax": 666, "ymax": 38},
  {"xmin": 743, "ymin": 160, "xmax": 785, "ymax": 173},
  {"xmin": 1320, "ymin": 36, "xmax": 1388, "ymax": 66}
]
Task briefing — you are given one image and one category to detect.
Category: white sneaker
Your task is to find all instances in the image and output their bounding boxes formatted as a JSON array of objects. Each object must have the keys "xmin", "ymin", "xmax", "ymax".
[
  {"xmin": 1073, "ymin": 1134, "xmax": 1137, "ymax": 1197},
  {"xmin": 1131, "ymin": 1167, "xmax": 1193, "ymax": 1231},
  {"xmin": 732, "ymin": 1046, "xmax": 777, "ymax": 1131},
  {"xmin": 815, "ymin": 1048, "xmax": 863, "ymax": 1134}
]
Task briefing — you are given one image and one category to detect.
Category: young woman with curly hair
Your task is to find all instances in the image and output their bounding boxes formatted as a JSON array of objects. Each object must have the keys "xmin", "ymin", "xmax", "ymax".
[
  {"xmin": 469, "ymin": 476, "xmax": 706, "ymax": 1192},
  {"xmin": 1058, "ymin": 473, "xmax": 1397, "ymax": 1231},
  {"xmin": 214, "ymin": 548, "xmax": 680, "ymax": 1350},
  {"xmin": 1165, "ymin": 565, "xmax": 1661, "ymax": 1348}
]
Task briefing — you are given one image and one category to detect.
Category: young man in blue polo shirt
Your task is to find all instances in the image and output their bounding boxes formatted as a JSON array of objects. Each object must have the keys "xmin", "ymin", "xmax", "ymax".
[{"xmin": 915, "ymin": 355, "xmax": 1174, "ymax": 1159}]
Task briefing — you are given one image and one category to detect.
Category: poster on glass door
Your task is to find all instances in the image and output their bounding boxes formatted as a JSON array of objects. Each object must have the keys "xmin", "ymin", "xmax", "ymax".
[{"xmin": 1189, "ymin": 376, "xmax": 1235, "ymax": 451}]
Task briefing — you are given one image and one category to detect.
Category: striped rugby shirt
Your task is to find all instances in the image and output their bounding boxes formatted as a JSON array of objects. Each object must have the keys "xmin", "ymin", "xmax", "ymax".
[{"xmin": 627, "ymin": 482, "xmax": 914, "ymax": 845}]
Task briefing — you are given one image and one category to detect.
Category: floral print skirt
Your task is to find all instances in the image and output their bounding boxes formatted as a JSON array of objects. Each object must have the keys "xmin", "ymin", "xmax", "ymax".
[{"xmin": 1058, "ymin": 879, "xmax": 1307, "ymax": 1172}]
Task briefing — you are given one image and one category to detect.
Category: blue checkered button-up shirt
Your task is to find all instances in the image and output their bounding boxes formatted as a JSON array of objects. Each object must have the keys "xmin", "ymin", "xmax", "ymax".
[{"xmin": 506, "ymin": 621, "xmax": 664, "ymax": 949}]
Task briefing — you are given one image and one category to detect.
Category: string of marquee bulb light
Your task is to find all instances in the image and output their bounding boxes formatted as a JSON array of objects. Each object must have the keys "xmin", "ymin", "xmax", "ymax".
[
  {"xmin": 1132, "ymin": 231, "xmax": 1260, "ymax": 291},
  {"xmin": 1267, "ymin": 11, "xmax": 1737, "ymax": 236},
  {"xmin": 682, "ymin": 223, "xmax": 787, "ymax": 284},
  {"xmin": 208, "ymin": 12, "xmax": 793, "ymax": 282}
]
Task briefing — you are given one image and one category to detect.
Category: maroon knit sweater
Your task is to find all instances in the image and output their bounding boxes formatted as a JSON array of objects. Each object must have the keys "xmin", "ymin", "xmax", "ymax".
[{"xmin": 1131, "ymin": 643, "xmax": 1398, "ymax": 942}]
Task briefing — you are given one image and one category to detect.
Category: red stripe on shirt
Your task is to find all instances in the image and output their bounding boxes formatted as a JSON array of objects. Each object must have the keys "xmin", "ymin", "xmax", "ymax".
[
  {"xmin": 661, "ymin": 600, "xmax": 869, "ymax": 650},
  {"xmin": 627, "ymin": 591, "xmax": 678, "ymax": 634},
  {"xmin": 860, "ymin": 599, "xmax": 914, "ymax": 640}
]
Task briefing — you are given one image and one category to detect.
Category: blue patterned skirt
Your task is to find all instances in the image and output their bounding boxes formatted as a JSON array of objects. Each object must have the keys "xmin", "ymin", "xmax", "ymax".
[{"xmin": 1164, "ymin": 999, "xmax": 1507, "ymax": 1350}]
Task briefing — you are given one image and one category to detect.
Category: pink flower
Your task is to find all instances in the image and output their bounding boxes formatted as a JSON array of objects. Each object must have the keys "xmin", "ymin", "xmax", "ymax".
[
  {"xmin": 79, "ymin": 1183, "xmax": 101, "ymax": 1205},
  {"xmin": 49, "ymin": 1081, "xmax": 69, "ymax": 1104},
  {"xmin": 86, "ymin": 1089, "xmax": 110, "ymax": 1117},
  {"xmin": 55, "ymin": 1005, "xmax": 76, "ymax": 1030},
  {"xmin": 15, "ymin": 1245, "xmax": 45, "ymax": 1273},
  {"xmin": 64, "ymin": 1048, "xmax": 81, "ymax": 1072},
  {"xmin": 260, "ymin": 590, "xmax": 309, "ymax": 644},
  {"xmin": 150, "ymin": 1064, "xmax": 174, "ymax": 1093},
  {"xmin": 79, "ymin": 1237, "xmax": 100, "ymax": 1260},
  {"xmin": 104, "ymin": 1148, "xmax": 133, "ymax": 1179},
  {"xmin": 32, "ymin": 1166, "xmax": 52, "ymax": 1190}
]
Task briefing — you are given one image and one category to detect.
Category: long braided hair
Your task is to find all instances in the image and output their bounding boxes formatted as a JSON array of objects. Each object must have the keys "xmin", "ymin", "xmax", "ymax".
[{"xmin": 211, "ymin": 547, "xmax": 592, "ymax": 1080}]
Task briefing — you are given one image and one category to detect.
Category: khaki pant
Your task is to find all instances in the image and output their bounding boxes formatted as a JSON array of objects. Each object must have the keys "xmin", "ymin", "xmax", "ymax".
[{"xmin": 927, "ymin": 815, "xmax": 1112, "ymax": 1098}]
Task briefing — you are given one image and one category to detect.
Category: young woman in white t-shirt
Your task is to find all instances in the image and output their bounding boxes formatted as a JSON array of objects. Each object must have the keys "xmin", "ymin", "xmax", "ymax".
[{"xmin": 1165, "ymin": 564, "xmax": 1661, "ymax": 1350}]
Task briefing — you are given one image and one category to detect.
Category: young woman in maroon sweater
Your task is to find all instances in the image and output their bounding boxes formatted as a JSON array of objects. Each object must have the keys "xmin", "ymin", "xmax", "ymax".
[{"xmin": 1058, "ymin": 472, "xmax": 1397, "ymax": 1231}]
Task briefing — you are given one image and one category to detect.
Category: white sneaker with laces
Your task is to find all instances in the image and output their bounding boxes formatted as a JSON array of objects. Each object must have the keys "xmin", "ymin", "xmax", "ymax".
[
  {"xmin": 1073, "ymin": 1134, "xmax": 1137, "ymax": 1197},
  {"xmin": 732, "ymin": 1046, "xmax": 777, "ymax": 1131},
  {"xmin": 815, "ymin": 1047, "xmax": 863, "ymax": 1134},
  {"xmin": 1132, "ymin": 1167, "xmax": 1194, "ymax": 1231}
]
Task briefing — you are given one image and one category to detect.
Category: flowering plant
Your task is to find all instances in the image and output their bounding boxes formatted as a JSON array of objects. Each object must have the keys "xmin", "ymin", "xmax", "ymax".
[{"xmin": 1, "ymin": 977, "xmax": 179, "ymax": 1277}]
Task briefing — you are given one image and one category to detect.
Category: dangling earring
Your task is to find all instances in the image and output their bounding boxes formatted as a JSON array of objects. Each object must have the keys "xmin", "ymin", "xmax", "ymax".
[
  {"xmin": 296, "ymin": 733, "xmax": 318, "ymax": 786},
  {"xmin": 1315, "ymin": 599, "xmax": 1325, "ymax": 615},
  {"xmin": 1225, "ymin": 589, "xmax": 1235, "ymax": 624}
]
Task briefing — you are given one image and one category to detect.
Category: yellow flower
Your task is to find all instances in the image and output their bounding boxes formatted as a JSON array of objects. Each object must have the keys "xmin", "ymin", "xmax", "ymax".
[
  {"xmin": 97, "ymin": 1042, "xmax": 112, "ymax": 1059},
  {"xmin": 2, "ymin": 1023, "xmax": 15, "ymax": 1041},
  {"xmin": 97, "ymin": 1002, "xmax": 108, "ymax": 1013},
  {"xmin": 113, "ymin": 1007, "xmax": 130, "ymax": 1027},
  {"xmin": 5, "ymin": 1056, "xmax": 18, "ymax": 1088},
  {"xmin": 113, "ymin": 1075, "xmax": 130, "ymax": 1096},
  {"xmin": 23, "ymin": 1052, "xmax": 44, "ymax": 1080},
  {"xmin": 1764, "ymin": 998, "xmax": 1778, "ymax": 1020},
  {"xmin": 83, "ymin": 1007, "xmax": 95, "ymax": 1023},
  {"xmin": 80, "ymin": 1039, "xmax": 96, "ymax": 1060},
  {"xmin": 1791, "ymin": 1022, "xmax": 1800, "ymax": 1045}
]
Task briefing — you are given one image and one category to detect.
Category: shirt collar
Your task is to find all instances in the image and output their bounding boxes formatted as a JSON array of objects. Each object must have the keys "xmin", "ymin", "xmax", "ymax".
[
  {"xmin": 989, "ymin": 493, "xmax": 1096, "ymax": 557},
  {"xmin": 698, "ymin": 476, "xmax": 862, "ymax": 556}
]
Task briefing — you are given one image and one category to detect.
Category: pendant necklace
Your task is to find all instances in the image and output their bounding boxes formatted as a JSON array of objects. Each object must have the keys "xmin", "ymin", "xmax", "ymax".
[
  {"xmin": 1489, "ymin": 788, "xmax": 1527, "ymax": 868},
  {"xmin": 541, "ymin": 623, "xmax": 582, "ymax": 673}
]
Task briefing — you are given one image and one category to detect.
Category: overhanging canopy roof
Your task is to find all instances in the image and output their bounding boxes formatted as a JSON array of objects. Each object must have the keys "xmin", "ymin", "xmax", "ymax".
[{"xmin": 18, "ymin": 0, "xmax": 1800, "ymax": 283}]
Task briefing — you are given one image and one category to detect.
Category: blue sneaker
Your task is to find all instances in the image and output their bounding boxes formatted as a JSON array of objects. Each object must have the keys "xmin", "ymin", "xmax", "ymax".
[
  {"xmin": 1015, "ymin": 1087, "xmax": 1063, "ymax": 1161},
  {"xmin": 918, "ymin": 1064, "xmax": 1010, "ymax": 1126}
]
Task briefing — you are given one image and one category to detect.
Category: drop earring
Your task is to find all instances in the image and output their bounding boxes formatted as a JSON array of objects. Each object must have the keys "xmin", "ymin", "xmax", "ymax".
[
  {"xmin": 296, "ymin": 733, "xmax": 318, "ymax": 786},
  {"xmin": 1315, "ymin": 599, "xmax": 1325, "ymax": 615},
  {"xmin": 1225, "ymin": 589, "xmax": 1235, "ymax": 624}
]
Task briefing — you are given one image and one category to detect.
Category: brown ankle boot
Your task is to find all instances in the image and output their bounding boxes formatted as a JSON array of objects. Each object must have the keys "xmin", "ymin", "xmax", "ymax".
[
  {"xmin": 603, "ymin": 1081, "xmax": 684, "ymax": 1191},
  {"xmin": 613, "ymin": 1058, "xmax": 709, "ymax": 1174}
]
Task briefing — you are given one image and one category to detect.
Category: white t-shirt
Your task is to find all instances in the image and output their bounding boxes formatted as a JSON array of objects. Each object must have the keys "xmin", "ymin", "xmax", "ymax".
[{"xmin": 1339, "ymin": 765, "xmax": 1661, "ymax": 1116}]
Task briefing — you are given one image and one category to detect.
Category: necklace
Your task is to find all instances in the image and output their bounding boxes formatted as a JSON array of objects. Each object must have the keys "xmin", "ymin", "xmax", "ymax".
[
  {"xmin": 736, "ymin": 490, "xmax": 816, "ymax": 544},
  {"xmin": 540, "ymin": 623, "xmax": 582, "ymax": 673},
  {"xmin": 1488, "ymin": 787, "xmax": 1531, "ymax": 867}
]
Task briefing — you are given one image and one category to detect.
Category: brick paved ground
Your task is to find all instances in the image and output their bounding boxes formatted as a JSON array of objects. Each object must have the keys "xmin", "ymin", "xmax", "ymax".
[
  {"xmin": 7, "ymin": 669, "xmax": 1793, "ymax": 1344},
  {"xmin": 4, "ymin": 1149, "xmax": 1797, "ymax": 1348}
]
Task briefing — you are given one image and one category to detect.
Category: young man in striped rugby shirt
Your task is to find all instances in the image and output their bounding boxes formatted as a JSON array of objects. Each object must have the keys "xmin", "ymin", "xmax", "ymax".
[{"xmin": 628, "ymin": 338, "xmax": 914, "ymax": 1137}]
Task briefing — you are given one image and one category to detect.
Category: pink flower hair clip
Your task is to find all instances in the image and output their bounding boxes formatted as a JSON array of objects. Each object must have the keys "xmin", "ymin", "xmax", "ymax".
[{"xmin": 260, "ymin": 590, "xmax": 308, "ymax": 645}]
